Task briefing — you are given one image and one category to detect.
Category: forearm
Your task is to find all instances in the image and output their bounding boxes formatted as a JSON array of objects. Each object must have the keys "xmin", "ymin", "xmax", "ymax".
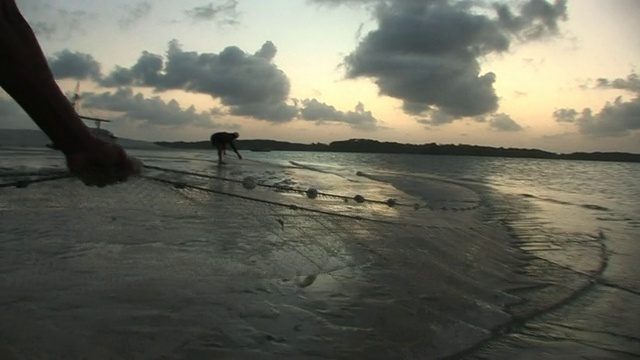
[
  {"xmin": 230, "ymin": 143, "xmax": 241, "ymax": 157},
  {"xmin": 0, "ymin": 0, "xmax": 92, "ymax": 154}
]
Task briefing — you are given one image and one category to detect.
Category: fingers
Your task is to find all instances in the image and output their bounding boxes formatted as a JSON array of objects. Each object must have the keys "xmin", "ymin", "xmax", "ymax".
[
  {"xmin": 76, "ymin": 168, "xmax": 118, "ymax": 187},
  {"xmin": 65, "ymin": 140, "xmax": 143, "ymax": 187},
  {"xmin": 126, "ymin": 156, "xmax": 143, "ymax": 175}
]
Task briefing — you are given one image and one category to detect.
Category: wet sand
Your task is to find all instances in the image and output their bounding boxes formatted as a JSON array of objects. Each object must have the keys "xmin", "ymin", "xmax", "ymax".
[
  {"xmin": 462, "ymin": 191, "xmax": 640, "ymax": 359},
  {"xmin": 0, "ymin": 171, "xmax": 638, "ymax": 359}
]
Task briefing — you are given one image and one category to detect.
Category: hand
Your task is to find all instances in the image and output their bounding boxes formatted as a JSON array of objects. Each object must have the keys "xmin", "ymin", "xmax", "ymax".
[{"xmin": 64, "ymin": 137, "xmax": 142, "ymax": 187}]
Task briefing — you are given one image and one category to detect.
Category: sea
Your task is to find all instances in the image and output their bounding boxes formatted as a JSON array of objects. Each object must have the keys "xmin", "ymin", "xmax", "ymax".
[{"xmin": 1, "ymin": 146, "xmax": 639, "ymax": 359}]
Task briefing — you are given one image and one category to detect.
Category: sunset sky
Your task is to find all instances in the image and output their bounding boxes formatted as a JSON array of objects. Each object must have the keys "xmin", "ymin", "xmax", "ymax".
[{"xmin": 1, "ymin": 0, "xmax": 639, "ymax": 153}]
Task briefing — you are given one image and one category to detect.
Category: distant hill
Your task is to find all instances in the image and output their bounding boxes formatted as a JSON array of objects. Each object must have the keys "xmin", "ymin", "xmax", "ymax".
[
  {"xmin": 0, "ymin": 129, "xmax": 163, "ymax": 150},
  {"xmin": 156, "ymin": 138, "xmax": 640, "ymax": 163}
]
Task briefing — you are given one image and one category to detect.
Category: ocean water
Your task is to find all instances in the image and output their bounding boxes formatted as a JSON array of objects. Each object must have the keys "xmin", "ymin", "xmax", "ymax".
[{"xmin": 1, "ymin": 147, "xmax": 639, "ymax": 359}]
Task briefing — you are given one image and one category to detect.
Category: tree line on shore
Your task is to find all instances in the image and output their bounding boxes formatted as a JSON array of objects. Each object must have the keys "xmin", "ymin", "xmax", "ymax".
[{"xmin": 154, "ymin": 138, "xmax": 640, "ymax": 163}]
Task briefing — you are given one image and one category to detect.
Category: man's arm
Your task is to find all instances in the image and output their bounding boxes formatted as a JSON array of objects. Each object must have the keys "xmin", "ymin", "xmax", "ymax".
[
  {"xmin": 0, "ymin": 0, "xmax": 141, "ymax": 186},
  {"xmin": 229, "ymin": 141, "xmax": 242, "ymax": 159},
  {"xmin": 0, "ymin": 0, "xmax": 92, "ymax": 154}
]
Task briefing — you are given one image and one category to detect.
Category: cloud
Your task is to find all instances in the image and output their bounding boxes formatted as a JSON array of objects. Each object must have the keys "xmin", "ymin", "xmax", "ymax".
[
  {"xmin": 184, "ymin": 1, "xmax": 240, "ymax": 25},
  {"xmin": 342, "ymin": 1, "xmax": 504, "ymax": 118},
  {"xmin": 100, "ymin": 40, "xmax": 297, "ymax": 123},
  {"xmin": 228, "ymin": 101, "xmax": 299, "ymax": 122},
  {"xmin": 552, "ymin": 108, "xmax": 578, "ymax": 123},
  {"xmin": 80, "ymin": 87, "xmax": 217, "ymax": 128},
  {"xmin": 22, "ymin": 1, "xmax": 152, "ymax": 38},
  {"xmin": 558, "ymin": 73, "xmax": 640, "ymax": 137},
  {"xmin": 30, "ymin": 21, "xmax": 57, "ymax": 39},
  {"xmin": 418, "ymin": 110, "xmax": 522, "ymax": 131},
  {"xmin": 495, "ymin": 0, "xmax": 568, "ymax": 40},
  {"xmin": 311, "ymin": 0, "xmax": 379, "ymax": 5},
  {"xmin": 487, "ymin": 113, "xmax": 523, "ymax": 132},
  {"xmin": 118, "ymin": 2, "xmax": 152, "ymax": 29},
  {"xmin": 596, "ymin": 73, "xmax": 640, "ymax": 94},
  {"xmin": 21, "ymin": 3, "xmax": 90, "ymax": 41},
  {"xmin": 416, "ymin": 109, "xmax": 457, "ymax": 126},
  {"xmin": 574, "ymin": 99, "xmax": 640, "ymax": 137},
  {"xmin": 319, "ymin": 0, "xmax": 567, "ymax": 122},
  {"xmin": 101, "ymin": 51, "xmax": 164, "ymax": 87},
  {"xmin": 48, "ymin": 50, "xmax": 102, "ymax": 81},
  {"xmin": 300, "ymin": 99, "xmax": 380, "ymax": 130},
  {"xmin": 255, "ymin": 41, "xmax": 278, "ymax": 61},
  {"xmin": 47, "ymin": 41, "xmax": 377, "ymax": 129}
]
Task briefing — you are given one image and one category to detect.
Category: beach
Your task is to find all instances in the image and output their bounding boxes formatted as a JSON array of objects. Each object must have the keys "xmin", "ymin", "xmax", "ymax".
[{"xmin": 1, "ymin": 147, "xmax": 638, "ymax": 359}]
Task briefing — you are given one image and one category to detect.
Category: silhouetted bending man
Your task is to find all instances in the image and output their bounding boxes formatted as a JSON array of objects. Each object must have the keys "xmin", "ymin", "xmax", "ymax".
[{"xmin": 210, "ymin": 132, "xmax": 242, "ymax": 165}]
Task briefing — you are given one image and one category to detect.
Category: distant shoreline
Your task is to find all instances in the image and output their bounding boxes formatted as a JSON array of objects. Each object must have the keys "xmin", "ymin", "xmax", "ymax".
[
  {"xmin": 1, "ymin": 129, "xmax": 638, "ymax": 163},
  {"xmin": 155, "ymin": 138, "xmax": 640, "ymax": 164}
]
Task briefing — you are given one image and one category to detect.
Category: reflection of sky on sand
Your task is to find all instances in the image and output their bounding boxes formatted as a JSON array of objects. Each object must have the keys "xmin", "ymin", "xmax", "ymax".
[
  {"xmin": 474, "ymin": 175, "xmax": 640, "ymax": 357},
  {"xmin": 144, "ymin": 154, "xmax": 489, "ymax": 229},
  {"xmin": 143, "ymin": 157, "xmax": 429, "ymax": 225},
  {"xmin": 490, "ymin": 181, "xmax": 635, "ymax": 279},
  {"xmin": 3, "ymin": 148, "xmax": 639, "ymax": 358},
  {"xmin": 0, "ymin": 171, "xmax": 522, "ymax": 358}
]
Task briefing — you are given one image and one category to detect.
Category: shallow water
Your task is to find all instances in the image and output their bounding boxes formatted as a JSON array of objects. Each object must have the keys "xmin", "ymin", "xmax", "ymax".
[{"xmin": 1, "ymin": 147, "xmax": 639, "ymax": 359}]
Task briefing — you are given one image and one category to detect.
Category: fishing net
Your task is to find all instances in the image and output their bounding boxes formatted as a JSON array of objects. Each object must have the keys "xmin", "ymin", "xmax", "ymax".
[{"xmin": 0, "ymin": 166, "xmax": 535, "ymax": 359}]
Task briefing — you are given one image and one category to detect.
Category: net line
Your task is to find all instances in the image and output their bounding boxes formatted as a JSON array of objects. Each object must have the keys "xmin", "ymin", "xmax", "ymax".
[
  {"xmin": 143, "ymin": 164, "xmax": 413, "ymax": 208},
  {"xmin": 1, "ymin": 167, "xmax": 439, "ymax": 228},
  {"xmin": 0, "ymin": 172, "xmax": 73, "ymax": 188}
]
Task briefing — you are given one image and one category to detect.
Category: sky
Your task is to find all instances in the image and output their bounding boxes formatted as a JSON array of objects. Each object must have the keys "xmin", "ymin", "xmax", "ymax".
[{"xmin": 1, "ymin": 0, "xmax": 639, "ymax": 153}]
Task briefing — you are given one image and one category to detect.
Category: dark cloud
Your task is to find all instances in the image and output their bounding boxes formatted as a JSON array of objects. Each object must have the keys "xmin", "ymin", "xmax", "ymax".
[
  {"xmin": 573, "ymin": 98, "xmax": 640, "ymax": 137},
  {"xmin": 101, "ymin": 40, "xmax": 297, "ymax": 123},
  {"xmin": 343, "ymin": 1, "xmax": 505, "ymax": 117},
  {"xmin": 310, "ymin": 0, "xmax": 379, "ymax": 4},
  {"xmin": 418, "ymin": 110, "xmax": 522, "ymax": 131},
  {"xmin": 495, "ymin": 0, "xmax": 568, "ymax": 40},
  {"xmin": 553, "ymin": 108, "xmax": 578, "ymax": 123},
  {"xmin": 48, "ymin": 50, "xmax": 102, "ymax": 81},
  {"xmin": 596, "ymin": 73, "xmax": 640, "ymax": 94},
  {"xmin": 319, "ymin": 0, "xmax": 567, "ymax": 124},
  {"xmin": 255, "ymin": 41, "xmax": 277, "ymax": 61},
  {"xmin": 101, "ymin": 52, "xmax": 164, "ymax": 87},
  {"xmin": 118, "ymin": 2, "xmax": 152, "ymax": 29},
  {"xmin": 487, "ymin": 113, "xmax": 523, "ymax": 132},
  {"xmin": 229, "ymin": 101, "xmax": 299, "ymax": 122},
  {"xmin": 402, "ymin": 101, "xmax": 431, "ymax": 115},
  {"xmin": 185, "ymin": 1, "xmax": 239, "ymax": 25},
  {"xmin": 300, "ymin": 99, "xmax": 379, "ymax": 130},
  {"xmin": 559, "ymin": 73, "xmax": 640, "ymax": 137},
  {"xmin": 81, "ymin": 87, "xmax": 216, "ymax": 128},
  {"xmin": 416, "ymin": 109, "xmax": 457, "ymax": 126},
  {"xmin": 100, "ymin": 66, "xmax": 135, "ymax": 88}
]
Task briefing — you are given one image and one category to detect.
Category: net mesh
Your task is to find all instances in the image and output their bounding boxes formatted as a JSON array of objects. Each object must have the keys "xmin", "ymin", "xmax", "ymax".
[{"xmin": 0, "ymin": 171, "xmax": 526, "ymax": 359}]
